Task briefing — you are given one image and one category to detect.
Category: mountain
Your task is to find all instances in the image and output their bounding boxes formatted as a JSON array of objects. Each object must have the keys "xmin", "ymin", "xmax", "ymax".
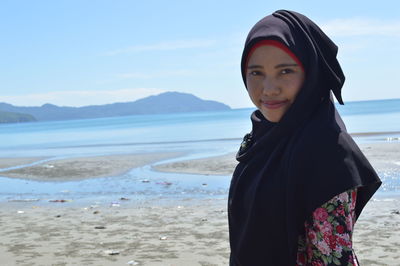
[
  {"xmin": 0, "ymin": 111, "xmax": 37, "ymax": 123},
  {"xmin": 0, "ymin": 92, "xmax": 230, "ymax": 122}
]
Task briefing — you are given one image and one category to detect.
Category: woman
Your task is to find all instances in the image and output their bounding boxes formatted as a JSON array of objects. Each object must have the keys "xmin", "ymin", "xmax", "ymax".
[{"xmin": 228, "ymin": 10, "xmax": 381, "ymax": 265}]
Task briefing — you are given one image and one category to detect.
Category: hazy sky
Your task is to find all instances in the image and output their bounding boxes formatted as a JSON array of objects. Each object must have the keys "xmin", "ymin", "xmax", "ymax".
[{"xmin": 1, "ymin": 0, "xmax": 400, "ymax": 108}]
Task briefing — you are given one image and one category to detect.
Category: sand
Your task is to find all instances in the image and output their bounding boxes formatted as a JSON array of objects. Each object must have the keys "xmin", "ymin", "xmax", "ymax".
[
  {"xmin": 0, "ymin": 197, "xmax": 398, "ymax": 265},
  {"xmin": 153, "ymin": 153, "xmax": 237, "ymax": 176},
  {"xmin": 0, "ymin": 152, "xmax": 182, "ymax": 181},
  {"xmin": 2, "ymin": 142, "xmax": 398, "ymax": 180},
  {"xmin": 0, "ymin": 142, "xmax": 399, "ymax": 265},
  {"xmin": 0, "ymin": 157, "xmax": 48, "ymax": 169},
  {"xmin": 353, "ymin": 198, "xmax": 400, "ymax": 265},
  {"xmin": 154, "ymin": 142, "xmax": 400, "ymax": 176},
  {"xmin": 0, "ymin": 199, "xmax": 230, "ymax": 266}
]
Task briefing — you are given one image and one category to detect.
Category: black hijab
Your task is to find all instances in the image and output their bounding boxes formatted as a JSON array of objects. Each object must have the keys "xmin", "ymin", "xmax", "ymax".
[{"xmin": 228, "ymin": 10, "xmax": 381, "ymax": 265}]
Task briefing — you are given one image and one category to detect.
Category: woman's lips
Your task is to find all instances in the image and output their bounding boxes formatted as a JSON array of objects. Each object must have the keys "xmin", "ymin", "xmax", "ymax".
[{"xmin": 261, "ymin": 100, "xmax": 288, "ymax": 109}]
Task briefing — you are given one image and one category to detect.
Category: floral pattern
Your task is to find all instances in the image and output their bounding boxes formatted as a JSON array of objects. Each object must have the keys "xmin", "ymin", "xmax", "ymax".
[{"xmin": 296, "ymin": 189, "xmax": 358, "ymax": 266}]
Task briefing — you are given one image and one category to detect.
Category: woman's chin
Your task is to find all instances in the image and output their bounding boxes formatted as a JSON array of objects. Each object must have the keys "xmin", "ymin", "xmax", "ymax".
[{"xmin": 260, "ymin": 110, "xmax": 282, "ymax": 123}]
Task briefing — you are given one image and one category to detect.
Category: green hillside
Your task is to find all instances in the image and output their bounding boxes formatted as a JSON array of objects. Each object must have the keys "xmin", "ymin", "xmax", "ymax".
[{"xmin": 0, "ymin": 111, "xmax": 37, "ymax": 123}]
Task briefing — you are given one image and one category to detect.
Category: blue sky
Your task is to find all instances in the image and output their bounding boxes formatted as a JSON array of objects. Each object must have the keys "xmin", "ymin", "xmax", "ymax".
[{"xmin": 1, "ymin": 0, "xmax": 400, "ymax": 108}]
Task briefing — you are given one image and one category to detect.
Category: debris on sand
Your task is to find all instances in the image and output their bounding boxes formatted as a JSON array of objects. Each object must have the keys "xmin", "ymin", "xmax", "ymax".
[
  {"xmin": 156, "ymin": 181, "xmax": 172, "ymax": 186},
  {"xmin": 8, "ymin": 199, "xmax": 40, "ymax": 202},
  {"xmin": 49, "ymin": 199, "xmax": 70, "ymax": 203},
  {"xmin": 104, "ymin": 250, "xmax": 120, "ymax": 255},
  {"xmin": 94, "ymin": 226, "xmax": 106, "ymax": 229}
]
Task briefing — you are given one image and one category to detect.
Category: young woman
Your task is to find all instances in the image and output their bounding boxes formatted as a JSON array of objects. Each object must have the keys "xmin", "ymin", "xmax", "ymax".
[{"xmin": 228, "ymin": 10, "xmax": 381, "ymax": 265}]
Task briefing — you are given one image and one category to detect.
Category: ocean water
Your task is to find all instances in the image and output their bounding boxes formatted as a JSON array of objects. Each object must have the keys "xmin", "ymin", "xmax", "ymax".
[
  {"xmin": 0, "ymin": 98, "xmax": 399, "ymax": 202},
  {"xmin": 1, "ymin": 99, "xmax": 400, "ymax": 158}
]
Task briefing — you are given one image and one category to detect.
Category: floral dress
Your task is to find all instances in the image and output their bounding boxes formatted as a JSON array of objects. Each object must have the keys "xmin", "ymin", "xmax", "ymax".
[{"xmin": 296, "ymin": 189, "xmax": 358, "ymax": 266}]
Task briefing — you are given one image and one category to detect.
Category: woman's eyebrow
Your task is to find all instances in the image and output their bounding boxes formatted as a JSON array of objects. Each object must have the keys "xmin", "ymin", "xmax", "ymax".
[
  {"xmin": 247, "ymin": 64, "xmax": 263, "ymax": 69},
  {"xmin": 275, "ymin": 63, "xmax": 299, "ymax": 68}
]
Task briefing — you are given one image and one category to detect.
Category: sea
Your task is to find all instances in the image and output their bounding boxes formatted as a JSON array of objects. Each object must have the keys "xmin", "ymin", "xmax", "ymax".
[{"xmin": 0, "ymin": 98, "xmax": 399, "ymax": 204}]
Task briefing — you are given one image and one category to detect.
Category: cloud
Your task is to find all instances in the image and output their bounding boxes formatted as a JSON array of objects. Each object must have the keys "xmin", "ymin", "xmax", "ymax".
[
  {"xmin": 321, "ymin": 18, "xmax": 400, "ymax": 37},
  {"xmin": 104, "ymin": 39, "xmax": 217, "ymax": 56},
  {"xmin": 2, "ymin": 88, "xmax": 166, "ymax": 107}
]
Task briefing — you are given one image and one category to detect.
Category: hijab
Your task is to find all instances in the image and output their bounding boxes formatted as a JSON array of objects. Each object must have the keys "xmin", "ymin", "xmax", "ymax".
[{"xmin": 228, "ymin": 10, "xmax": 381, "ymax": 265}]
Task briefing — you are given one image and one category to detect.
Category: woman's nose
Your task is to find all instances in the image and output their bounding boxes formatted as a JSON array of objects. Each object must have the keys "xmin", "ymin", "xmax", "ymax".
[{"xmin": 262, "ymin": 77, "xmax": 280, "ymax": 96}]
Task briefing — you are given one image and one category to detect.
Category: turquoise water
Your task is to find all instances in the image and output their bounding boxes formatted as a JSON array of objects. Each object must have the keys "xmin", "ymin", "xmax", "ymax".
[
  {"xmin": 1, "ymin": 99, "xmax": 400, "ymax": 158},
  {"xmin": 0, "ymin": 109, "xmax": 250, "ymax": 158},
  {"xmin": 0, "ymin": 98, "xmax": 399, "ymax": 203}
]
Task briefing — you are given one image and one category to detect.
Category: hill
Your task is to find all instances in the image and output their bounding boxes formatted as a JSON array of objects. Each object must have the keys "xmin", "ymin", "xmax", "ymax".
[
  {"xmin": 0, "ymin": 111, "xmax": 37, "ymax": 123},
  {"xmin": 0, "ymin": 92, "xmax": 230, "ymax": 122}
]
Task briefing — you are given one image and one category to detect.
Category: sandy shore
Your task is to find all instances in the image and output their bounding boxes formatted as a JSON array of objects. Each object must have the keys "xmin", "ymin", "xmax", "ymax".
[
  {"xmin": 0, "ymin": 198, "xmax": 230, "ymax": 266},
  {"xmin": 153, "ymin": 153, "xmax": 237, "ymax": 176},
  {"xmin": 0, "ymin": 141, "xmax": 399, "ymax": 265},
  {"xmin": 0, "ymin": 152, "xmax": 182, "ymax": 181},
  {"xmin": 1, "ymin": 142, "xmax": 398, "ymax": 180},
  {"xmin": 353, "ymin": 198, "xmax": 400, "ymax": 265},
  {"xmin": 0, "ymin": 157, "xmax": 48, "ymax": 169},
  {"xmin": 154, "ymin": 142, "xmax": 400, "ymax": 176},
  {"xmin": 0, "ymin": 197, "xmax": 398, "ymax": 265}
]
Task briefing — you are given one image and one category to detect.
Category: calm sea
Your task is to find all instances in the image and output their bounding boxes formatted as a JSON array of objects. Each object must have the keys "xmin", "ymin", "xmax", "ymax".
[
  {"xmin": 0, "ymin": 98, "xmax": 399, "ymax": 202},
  {"xmin": 1, "ymin": 98, "xmax": 400, "ymax": 158}
]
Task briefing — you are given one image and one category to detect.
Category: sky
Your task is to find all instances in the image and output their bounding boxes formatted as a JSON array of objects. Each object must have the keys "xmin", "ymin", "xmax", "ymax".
[{"xmin": 1, "ymin": 0, "xmax": 400, "ymax": 108}]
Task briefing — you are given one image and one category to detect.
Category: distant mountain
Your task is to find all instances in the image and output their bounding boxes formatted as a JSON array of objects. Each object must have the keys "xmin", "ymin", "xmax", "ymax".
[
  {"xmin": 0, "ymin": 92, "xmax": 230, "ymax": 122},
  {"xmin": 0, "ymin": 111, "xmax": 37, "ymax": 123}
]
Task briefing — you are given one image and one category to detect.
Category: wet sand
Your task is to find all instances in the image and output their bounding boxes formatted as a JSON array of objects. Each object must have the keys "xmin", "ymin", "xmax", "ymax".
[
  {"xmin": 0, "ymin": 142, "xmax": 399, "ymax": 265},
  {"xmin": 0, "ymin": 157, "xmax": 48, "ymax": 169},
  {"xmin": 1, "ymin": 142, "xmax": 399, "ymax": 180},
  {"xmin": 153, "ymin": 153, "xmax": 237, "ymax": 176},
  {"xmin": 154, "ymin": 142, "xmax": 400, "ymax": 176},
  {"xmin": 0, "ymin": 152, "xmax": 182, "ymax": 181}
]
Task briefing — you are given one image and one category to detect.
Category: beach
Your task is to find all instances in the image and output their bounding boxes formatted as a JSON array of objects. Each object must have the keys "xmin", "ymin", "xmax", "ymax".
[
  {"xmin": 0, "ymin": 199, "xmax": 230, "ymax": 266},
  {"xmin": 0, "ymin": 142, "xmax": 399, "ymax": 265},
  {"xmin": 0, "ymin": 152, "xmax": 182, "ymax": 181},
  {"xmin": 154, "ymin": 142, "xmax": 400, "ymax": 177}
]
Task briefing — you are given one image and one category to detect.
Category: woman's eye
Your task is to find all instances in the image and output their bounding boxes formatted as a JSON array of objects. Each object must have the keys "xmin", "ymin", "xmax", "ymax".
[
  {"xmin": 280, "ymin": 68, "xmax": 294, "ymax": 74},
  {"xmin": 249, "ymin": 71, "xmax": 262, "ymax": 76}
]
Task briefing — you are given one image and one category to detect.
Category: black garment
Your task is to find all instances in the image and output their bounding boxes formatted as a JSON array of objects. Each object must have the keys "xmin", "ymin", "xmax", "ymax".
[{"xmin": 228, "ymin": 10, "xmax": 381, "ymax": 266}]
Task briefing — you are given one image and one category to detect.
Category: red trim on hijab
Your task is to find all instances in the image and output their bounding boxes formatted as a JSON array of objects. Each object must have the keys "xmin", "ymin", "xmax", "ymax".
[{"xmin": 245, "ymin": 40, "xmax": 305, "ymax": 72}]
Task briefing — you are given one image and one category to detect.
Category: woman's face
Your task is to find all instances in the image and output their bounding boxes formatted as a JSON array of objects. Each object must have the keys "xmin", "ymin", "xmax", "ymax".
[{"xmin": 246, "ymin": 45, "xmax": 305, "ymax": 122}]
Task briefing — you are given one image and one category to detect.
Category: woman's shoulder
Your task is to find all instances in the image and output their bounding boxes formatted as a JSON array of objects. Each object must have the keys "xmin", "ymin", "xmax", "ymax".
[
  {"xmin": 290, "ymin": 120, "xmax": 350, "ymax": 155},
  {"xmin": 287, "ymin": 120, "xmax": 360, "ymax": 172}
]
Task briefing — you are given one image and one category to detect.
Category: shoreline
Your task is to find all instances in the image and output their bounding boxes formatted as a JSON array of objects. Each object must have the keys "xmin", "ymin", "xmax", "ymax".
[
  {"xmin": 0, "ymin": 141, "xmax": 399, "ymax": 265},
  {"xmin": 0, "ymin": 141, "xmax": 399, "ymax": 181},
  {"xmin": 0, "ymin": 157, "xmax": 49, "ymax": 169},
  {"xmin": 350, "ymin": 130, "xmax": 400, "ymax": 137},
  {"xmin": 153, "ymin": 152, "xmax": 237, "ymax": 176},
  {"xmin": 0, "ymin": 152, "xmax": 183, "ymax": 182},
  {"xmin": 154, "ymin": 142, "xmax": 400, "ymax": 176}
]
